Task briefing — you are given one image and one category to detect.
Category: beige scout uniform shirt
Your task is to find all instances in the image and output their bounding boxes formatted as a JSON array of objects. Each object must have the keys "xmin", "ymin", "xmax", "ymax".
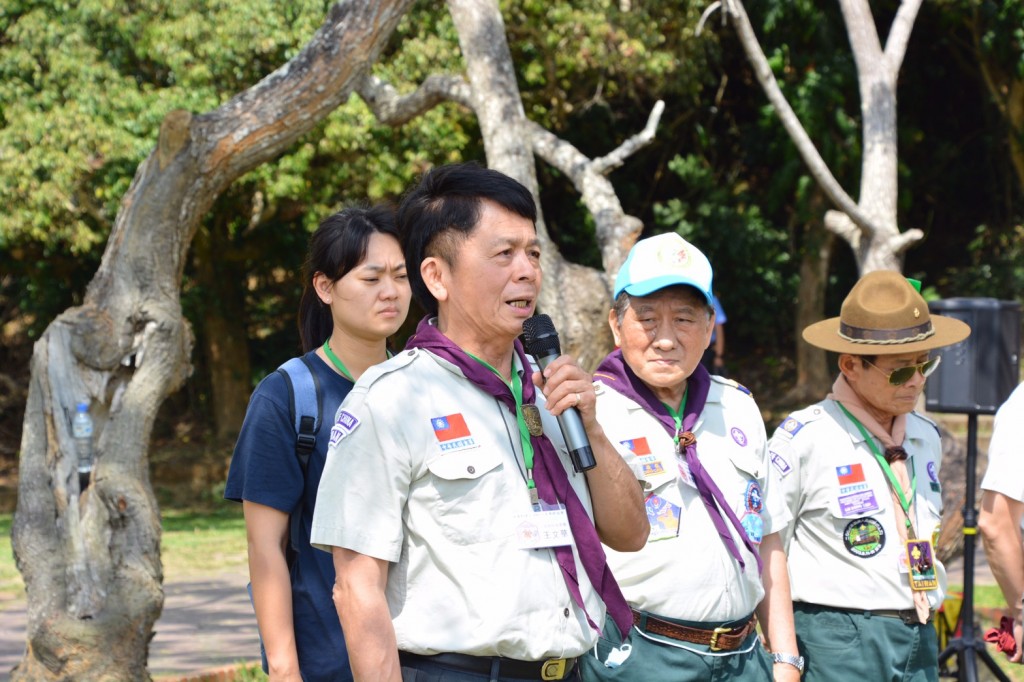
[
  {"xmin": 768, "ymin": 399, "xmax": 946, "ymax": 611},
  {"xmin": 310, "ymin": 347, "xmax": 604, "ymax": 659},
  {"xmin": 595, "ymin": 376, "xmax": 788, "ymax": 622}
]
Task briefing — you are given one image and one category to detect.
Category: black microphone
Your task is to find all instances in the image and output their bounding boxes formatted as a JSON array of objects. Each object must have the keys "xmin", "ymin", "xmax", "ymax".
[{"xmin": 522, "ymin": 314, "xmax": 597, "ymax": 472}]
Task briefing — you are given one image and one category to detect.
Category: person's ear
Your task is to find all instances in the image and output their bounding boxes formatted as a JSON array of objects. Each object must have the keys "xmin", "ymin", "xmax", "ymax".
[
  {"xmin": 421, "ymin": 257, "xmax": 449, "ymax": 303},
  {"xmin": 838, "ymin": 354, "xmax": 859, "ymax": 380},
  {"xmin": 313, "ymin": 272, "xmax": 333, "ymax": 305},
  {"xmin": 607, "ymin": 309, "xmax": 622, "ymax": 348}
]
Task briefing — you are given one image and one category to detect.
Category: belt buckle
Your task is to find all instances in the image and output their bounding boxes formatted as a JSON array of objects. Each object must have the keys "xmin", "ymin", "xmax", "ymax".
[
  {"xmin": 541, "ymin": 658, "xmax": 567, "ymax": 680},
  {"xmin": 708, "ymin": 625, "xmax": 733, "ymax": 651}
]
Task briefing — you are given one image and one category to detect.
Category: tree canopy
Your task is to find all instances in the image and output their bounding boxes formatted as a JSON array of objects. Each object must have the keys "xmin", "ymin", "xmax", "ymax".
[{"xmin": 1, "ymin": 0, "xmax": 1021, "ymax": 440}]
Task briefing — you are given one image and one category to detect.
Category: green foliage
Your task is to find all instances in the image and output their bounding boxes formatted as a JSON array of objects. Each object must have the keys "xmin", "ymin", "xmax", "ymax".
[
  {"xmin": 653, "ymin": 153, "xmax": 795, "ymax": 352},
  {"xmin": 1, "ymin": 0, "xmax": 1022, "ymax": 438},
  {"xmin": 972, "ymin": 0, "xmax": 1024, "ymax": 78},
  {"xmin": 739, "ymin": 0, "xmax": 860, "ymax": 222},
  {"xmin": 943, "ymin": 223, "xmax": 1024, "ymax": 297}
]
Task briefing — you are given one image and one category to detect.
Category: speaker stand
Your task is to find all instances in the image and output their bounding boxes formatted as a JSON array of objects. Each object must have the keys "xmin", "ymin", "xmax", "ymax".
[{"xmin": 938, "ymin": 413, "xmax": 1010, "ymax": 682}]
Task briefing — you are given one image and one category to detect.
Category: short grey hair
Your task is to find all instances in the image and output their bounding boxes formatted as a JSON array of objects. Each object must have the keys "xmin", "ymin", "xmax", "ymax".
[{"xmin": 611, "ymin": 286, "xmax": 714, "ymax": 326}]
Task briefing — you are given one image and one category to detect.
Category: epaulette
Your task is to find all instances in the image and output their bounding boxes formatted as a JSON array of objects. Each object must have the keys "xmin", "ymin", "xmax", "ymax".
[
  {"xmin": 357, "ymin": 347, "xmax": 421, "ymax": 389},
  {"xmin": 772, "ymin": 404, "xmax": 827, "ymax": 440},
  {"xmin": 711, "ymin": 374, "xmax": 753, "ymax": 396}
]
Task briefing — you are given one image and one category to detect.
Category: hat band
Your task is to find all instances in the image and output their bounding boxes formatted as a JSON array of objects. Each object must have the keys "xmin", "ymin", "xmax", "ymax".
[{"xmin": 838, "ymin": 320, "xmax": 935, "ymax": 345}]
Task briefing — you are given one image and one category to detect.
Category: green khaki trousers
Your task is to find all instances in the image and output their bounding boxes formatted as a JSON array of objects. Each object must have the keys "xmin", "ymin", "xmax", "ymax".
[
  {"xmin": 794, "ymin": 602, "xmax": 939, "ymax": 682},
  {"xmin": 579, "ymin": 612, "xmax": 773, "ymax": 682}
]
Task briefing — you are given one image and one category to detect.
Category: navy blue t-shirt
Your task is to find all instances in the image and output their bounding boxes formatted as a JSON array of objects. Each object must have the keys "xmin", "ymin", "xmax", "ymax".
[{"xmin": 225, "ymin": 350, "xmax": 353, "ymax": 682}]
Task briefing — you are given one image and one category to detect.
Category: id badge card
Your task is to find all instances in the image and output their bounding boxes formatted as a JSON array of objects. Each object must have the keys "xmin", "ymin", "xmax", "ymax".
[
  {"xmin": 513, "ymin": 502, "xmax": 572, "ymax": 549},
  {"xmin": 675, "ymin": 458, "xmax": 697, "ymax": 489},
  {"xmin": 906, "ymin": 539, "xmax": 938, "ymax": 591},
  {"xmin": 645, "ymin": 494, "xmax": 681, "ymax": 542}
]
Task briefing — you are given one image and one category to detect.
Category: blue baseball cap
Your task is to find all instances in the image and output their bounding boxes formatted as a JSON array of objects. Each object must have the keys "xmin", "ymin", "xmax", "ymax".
[{"xmin": 613, "ymin": 233, "xmax": 714, "ymax": 305}]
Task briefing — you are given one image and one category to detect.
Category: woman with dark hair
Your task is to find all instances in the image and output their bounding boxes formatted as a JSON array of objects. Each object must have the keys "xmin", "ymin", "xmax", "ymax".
[{"xmin": 225, "ymin": 205, "xmax": 410, "ymax": 681}]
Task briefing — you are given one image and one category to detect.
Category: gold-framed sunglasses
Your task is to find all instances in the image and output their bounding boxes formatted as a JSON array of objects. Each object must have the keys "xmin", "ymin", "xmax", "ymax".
[{"xmin": 863, "ymin": 356, "xmax": 941, "ymax": 386}]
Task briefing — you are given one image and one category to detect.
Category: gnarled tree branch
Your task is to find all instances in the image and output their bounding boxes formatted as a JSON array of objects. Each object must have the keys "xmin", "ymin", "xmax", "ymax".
[
  {"xmin": 357, "ymin": 73, "xmax": 472, "ymax": 125},
  {"xmin": 721, "ymin": 0, "xmax": 884, "ymax": 239}
]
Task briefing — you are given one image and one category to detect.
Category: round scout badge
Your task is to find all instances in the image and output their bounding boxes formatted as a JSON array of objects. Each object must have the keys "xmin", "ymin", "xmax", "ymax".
[{"xmin": 843, "ymin": 517, "xmax": 886, "ymax": 557}]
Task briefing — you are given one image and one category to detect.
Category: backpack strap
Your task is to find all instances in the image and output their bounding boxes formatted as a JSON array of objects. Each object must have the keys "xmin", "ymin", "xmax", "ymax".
[
  {"xmin": 275, "ymin": 355, "xmax": 323, "ymax": 563},
  {"xmin": 277, "ymin": 356, "xmax": 323, "ymax": 473}
]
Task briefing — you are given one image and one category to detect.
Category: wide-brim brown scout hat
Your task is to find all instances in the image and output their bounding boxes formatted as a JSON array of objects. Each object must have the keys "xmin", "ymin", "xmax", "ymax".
[{"xmin": 803, "ymin": 270, "xmax": 971, "ymax": 355}]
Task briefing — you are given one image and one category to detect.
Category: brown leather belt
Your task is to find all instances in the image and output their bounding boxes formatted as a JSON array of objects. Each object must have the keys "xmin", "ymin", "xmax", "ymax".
[
  {"xmin": 399, "ymin": 651, "xmax": 577, "ymax": 680},
  {"xmin": 632, "ymin": 609, "xmax": 757, "ymax": 651}
]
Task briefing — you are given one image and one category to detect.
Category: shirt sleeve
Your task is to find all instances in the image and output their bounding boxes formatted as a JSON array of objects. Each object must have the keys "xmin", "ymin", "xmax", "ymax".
[
  {"xmin": 760, "ymin": 440, "xmax": 792, "ymax": 537},
  {"xmin": 766, "ymin": 429, "xmax": 803, "ymax": 550},
  {"xmin": 980, "ymin": 385, "xmax": 1024, "ymax": 502},
  {"xmin": 310, "ymin": 385, "xmax": 412, "ymax": 562},
  {"xmin": 224, "ymin": 371, "xmax": 304, "ymax": 513}
]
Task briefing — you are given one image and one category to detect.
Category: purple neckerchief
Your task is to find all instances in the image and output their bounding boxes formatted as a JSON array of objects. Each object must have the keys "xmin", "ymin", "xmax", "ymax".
[
  {"xmin": 594, "ymin": 349, "xmax": 762, "ymax": 574},
  {"xmin": 406, "ymin": 316, "xmax": 633, "ymax": 638}
]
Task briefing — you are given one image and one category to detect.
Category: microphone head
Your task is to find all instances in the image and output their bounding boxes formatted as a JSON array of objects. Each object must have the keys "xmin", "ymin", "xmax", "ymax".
[{"xmin": 522, "ymin": 314, "xmax": 561, "ymax": 357}]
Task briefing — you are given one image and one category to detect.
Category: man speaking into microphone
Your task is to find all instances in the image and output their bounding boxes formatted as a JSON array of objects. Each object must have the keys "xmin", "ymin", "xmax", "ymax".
[{"xmin": 310, "ymin": 162, "xmax": 647, "ymax": 682}]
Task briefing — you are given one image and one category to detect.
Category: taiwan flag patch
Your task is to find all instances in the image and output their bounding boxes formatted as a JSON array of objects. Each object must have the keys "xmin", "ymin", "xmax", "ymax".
[
  {"xmin": 431, "ymin": 414, "xmax": 475, "ymax": 451},
  {"xmin": 836, "ymin": 463, "xmax": 866, "ymax": 486},
  {"xmin": 620, "ymin": 437, "xmax": 652, "ymax": 456}
]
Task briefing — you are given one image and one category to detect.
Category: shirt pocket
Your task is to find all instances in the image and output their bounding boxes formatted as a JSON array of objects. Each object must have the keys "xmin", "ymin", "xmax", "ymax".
[
  {"xmin": 726, "ymin": 448, "xmax": 766, "ymax": 542},
  {"xmin": 635, "ymin": 452, "xmax": 678, "ymax": 493},
  {"xmin": 726, "ymin": 447, "xmax": 762, "ymax": 480},
  {"xmin": 425, "ymin": 446, "xmax": 510, "ymax": 545}
]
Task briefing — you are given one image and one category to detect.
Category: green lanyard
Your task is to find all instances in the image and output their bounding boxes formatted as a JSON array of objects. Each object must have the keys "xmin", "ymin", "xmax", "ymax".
[
  {"xmin": 467, "ymin": 353, "xmax": 537, "ymax": 496},
  {"xmin": 837, "ymin": 402, "xmax": 918, "ymax": 537},
  {"xmin": 662, "ymin": 387, "xmax": 689, "ymax": 448},
  {"xmin": 323, "ymin": 337, "xmax": 391, "ymax": 382},
  {"xmin": 323, "ymin": 338, "xmax": 354, "ymax": 381}
]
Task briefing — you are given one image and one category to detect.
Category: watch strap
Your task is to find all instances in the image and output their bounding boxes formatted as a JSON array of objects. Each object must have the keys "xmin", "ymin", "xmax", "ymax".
[{"xmin": 772, "ymin": 652, "xmax": 805, "ymax": 672}]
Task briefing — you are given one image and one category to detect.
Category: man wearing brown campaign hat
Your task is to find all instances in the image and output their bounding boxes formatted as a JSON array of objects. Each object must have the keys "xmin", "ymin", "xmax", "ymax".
[{"xmin": 768, "ymin": 270, "xmax": 970, "ymax": 682}]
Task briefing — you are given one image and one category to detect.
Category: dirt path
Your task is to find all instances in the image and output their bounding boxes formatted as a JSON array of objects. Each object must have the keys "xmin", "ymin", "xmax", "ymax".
[{"xmin": 0, "ymin": 567, "xmax": 260, "ymax": 681}]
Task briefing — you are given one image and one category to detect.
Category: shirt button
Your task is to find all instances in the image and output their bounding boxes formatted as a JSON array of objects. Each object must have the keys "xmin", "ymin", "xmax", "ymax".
[
  {"xmin": 563, "ymin": 608, "xmax": 570, "ymax": 617},
  {"xmin": 467, "ymin": 466, "xmax": 476, "ymax": 474}
]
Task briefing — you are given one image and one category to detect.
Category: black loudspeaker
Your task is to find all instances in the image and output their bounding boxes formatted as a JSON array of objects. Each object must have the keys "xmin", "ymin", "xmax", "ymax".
[{"xmin": 924, "ymin": 298, "xmax": 1021, "ymax": 414}]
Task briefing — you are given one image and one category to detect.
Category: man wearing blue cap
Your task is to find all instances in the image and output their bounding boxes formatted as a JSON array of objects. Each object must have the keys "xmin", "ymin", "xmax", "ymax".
[{"xmin": 581, "ymin": 233, "xmax": 801, "ymax": 682}]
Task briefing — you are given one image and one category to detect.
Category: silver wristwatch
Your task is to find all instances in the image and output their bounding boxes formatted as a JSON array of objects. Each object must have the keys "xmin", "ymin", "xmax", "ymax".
[{"xmin": 772, "ymin": 652, "xmax": 805, "ymax": 672}]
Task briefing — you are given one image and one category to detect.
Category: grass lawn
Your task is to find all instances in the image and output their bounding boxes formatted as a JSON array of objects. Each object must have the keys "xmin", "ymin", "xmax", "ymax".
[
  {"xmin": 946, "ymin": 583, "xmax": 1024, "ymax": 681},
  {"xmin": 160, "ymin": 504, "xmax": 249, "ymax": 578}
]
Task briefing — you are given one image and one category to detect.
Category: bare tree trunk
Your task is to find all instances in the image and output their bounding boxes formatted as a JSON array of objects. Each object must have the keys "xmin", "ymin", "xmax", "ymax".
[
  {"xmin": 11, "ymin": 3, "xmax": 413, "ymax": 678},
  {"xmin": 193, "ymin": 225, "xmax": 251, "ymax": 442},
  {"xmin": 789, "ymin": 214, "xmax": 835, "ymax": 405},
  {"xmin": 446, "ymin": 0, "xmax": 609, "ymax": 366},
  {"xmin": 723, "ymin": 0, "xmax": 925, "ymax": 274},
  {"xmin": 446, "ymin": 0, "xmax": 655, "ymax": 368}
]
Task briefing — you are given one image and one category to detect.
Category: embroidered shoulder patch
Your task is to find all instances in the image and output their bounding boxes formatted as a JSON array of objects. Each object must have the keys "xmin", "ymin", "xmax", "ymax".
[
  {"xmin": 769, "ymin": 449, "xmax": 792, "ymax": 477},
  {"xmin": 777, "ymin": 416, "xmax": 804, "ymax": 437},
  {"xmin": 329, "ymin": 409, "xmax": 360, "ymax": 448}
]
